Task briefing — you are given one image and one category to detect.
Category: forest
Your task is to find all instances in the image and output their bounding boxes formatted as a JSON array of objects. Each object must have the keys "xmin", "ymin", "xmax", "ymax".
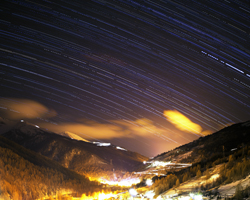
[
  {"xmin": 0, "ymin": 136, "xmax": 110, "ymax": 200},
  {"xmin": 148, "ymin": 145, "xmax": 250, "ymax": 198}
]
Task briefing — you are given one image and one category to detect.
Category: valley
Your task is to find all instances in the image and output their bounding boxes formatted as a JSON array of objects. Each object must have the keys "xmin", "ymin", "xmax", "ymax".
[
  {"xmin": 1, "ymin": 118, "xmax": 250, "ymax": 199},
  {"xmin": 1, "ymin": 0, "xmax": 250, "ymax": 199}
]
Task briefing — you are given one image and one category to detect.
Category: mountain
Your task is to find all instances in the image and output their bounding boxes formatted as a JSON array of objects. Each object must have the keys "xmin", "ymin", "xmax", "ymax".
[
  {"xmin": 152, "ymin": 120, "xmax": 250, "ymax": 164},
  {"xmin": 0, "ymin": 118, "xmax": 148, "ymax": 178},
  {"xmin": 134, "ymin": 121, "xmax": 250, "ymax": 199},
  {"xmin": 0, "ymin": 136, "xmax": 103, "ymax": 200}
]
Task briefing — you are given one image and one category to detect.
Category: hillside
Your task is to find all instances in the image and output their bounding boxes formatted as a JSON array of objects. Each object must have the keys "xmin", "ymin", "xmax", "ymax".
[
  {"xmin": 133, "ymin": 121, "xmax": 250, "ymax": 199},
  {"xmin": 153, "ymin": 120, "xmax": 250, "ymax": 164},
  {"xmin": 0, "ymin": 118, "xmax": 148, "ymax": 178},
  {"xmin": 0, "ymin": 136, "xmax": 103, "ymax": 200}
]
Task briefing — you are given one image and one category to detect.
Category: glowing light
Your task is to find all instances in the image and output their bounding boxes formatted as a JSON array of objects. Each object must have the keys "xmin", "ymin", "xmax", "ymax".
[
  {"xmin": 97, "ymin": 177, "xmax": 140, "ymax": 187},
  {"xmin": 189, "ymin": 193, "xmax": 203, "ymax": 200},
  {"xmin": 80, "ymin": 191, "xmax": 116, "ymax": 200},
  {"xmin": 129, "ymin": 188, "xmax": 137, "ymax": 197},
  {"xmin": 151, "ymin": 161, "xmax": 171, "ymax": 167},
  {"xmin": 145, "ymin": 190, "xmax": 155, "ymax": 199},
  {"xmin": 146, "ymin": 179, "xmax": 153, "ymax": 186},
  {"xmin": 194, "ymin": 194, "xmax": 203, "ymax": 200}
]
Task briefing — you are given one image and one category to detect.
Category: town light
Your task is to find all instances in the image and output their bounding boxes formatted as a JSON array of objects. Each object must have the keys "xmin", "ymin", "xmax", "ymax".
[
  {"xmin": 129, "ymin": 188, "xmax": 137, "ymax": 197},
  {"xmin": 190, "ymin": 193, "xmax": 194, "ymax": 198},
  {"xmin": 189, "ymin": 193, "xmax": 203, "ymax": 200},
  {"xmin": 146, "ymin": 179, "xmax": 153, "ymax": 186},
  {"xmin": 194, "ymin": 194, "xmax": 202, "ymax": 200},
  {"xmin": 145, "ymin": 190, "xmax": 155, "ymax": 199}
]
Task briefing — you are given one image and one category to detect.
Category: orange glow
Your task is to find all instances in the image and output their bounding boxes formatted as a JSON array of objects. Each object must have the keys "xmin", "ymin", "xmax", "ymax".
[
  {"xmin": 80, "ymin": 191, "xmax": 116, "ymax": 200},
  {"xmin": 164, "ymin": 110, "xmax": 202, "ymax": 134},
  {"xmin": 89, "ymin": 176, "xmax": 140, "ymax": 187},
  {"xmin": 39, "ymin": 117, "xmax": 168, "ymax": 140},
  {"xmin": 97, "ymin": 177, "xmax": 140, "ymax": 187}
]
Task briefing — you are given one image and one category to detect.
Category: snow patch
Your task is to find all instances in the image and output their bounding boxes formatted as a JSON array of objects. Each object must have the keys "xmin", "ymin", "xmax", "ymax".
[
  {"xmin": 96, "ymin": 142, "xmax": 111, "ymax": 147},
  {"xmin": 116, "ymin": 146, "xmax": 127, "ymax": 151},
  {"xmin": 218, "ymin": 174, "xmax": 250, "ymax": 196}
]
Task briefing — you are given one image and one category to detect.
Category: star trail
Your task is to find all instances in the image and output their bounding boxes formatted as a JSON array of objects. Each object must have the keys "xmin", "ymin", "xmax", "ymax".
[{"xmin": 0, "ymin": 0, "xmax": 250, "ymax": 156}]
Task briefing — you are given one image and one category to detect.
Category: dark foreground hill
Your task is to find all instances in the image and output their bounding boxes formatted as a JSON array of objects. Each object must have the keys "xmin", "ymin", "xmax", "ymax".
[
  {"xmin": 152, "ymin": 120, "xmax": 250, "ymax": 164},
  {"xmin": 1, "ymin": 118, "xmax": 147, "ymax": 178},
  {"xmin": 0, "ymin": 136, "xmax": 103, "ymax": 200},
  {"xmin": 135, "ymin": 121, "xmax": 250, "ymax": 198}
]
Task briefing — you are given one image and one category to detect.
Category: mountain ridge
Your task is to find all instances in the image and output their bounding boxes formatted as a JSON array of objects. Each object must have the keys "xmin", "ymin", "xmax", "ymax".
[
  {"xmin": 133, "ymin": 120, "xmax": 250, "ymax": 199},
  {"xmin": 151, "ymin": 120, "xmax": 250, "ymax": 164},
  {"xmin": 0, "ymin": 118, "xmax": 148, "ymax": 178}
]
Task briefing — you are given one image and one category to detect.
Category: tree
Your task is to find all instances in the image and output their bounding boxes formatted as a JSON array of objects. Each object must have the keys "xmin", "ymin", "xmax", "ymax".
[
  {"xmin": 205, "ymin": 168, "xmax": 211, "ymax": 180},
  {"xmin": 196, "ymin": 169, "xmax": 201, "ymax": 178},
  {"xmin": 182, "ymin": 172, "xmax": 189, "ymax": 182},
  {"xmin": 227, "ymin": 155, "xmax": 235, "ymax": 169},
  {"xmin": 175, "ymin": 179, "xmax": 180, "ymax": 187}
]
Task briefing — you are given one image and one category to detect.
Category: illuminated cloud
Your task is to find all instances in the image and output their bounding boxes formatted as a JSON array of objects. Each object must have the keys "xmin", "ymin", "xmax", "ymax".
[
  {"xmin": 163, "ymin": 109, "xmax": 215, "ymax": 137},
  {"xmin": 0, "ymin": 98, "xmax": 179, "ymax": 143},
  {"xmin": 0, "ymin": 98, "xmax": 214, "ymax": 155},
  {"xmin": 0, "ymin": 98, "xmax": 56, "ymax": 119},
  {"xmin": 40, "ymin": 118, "xmax": 162, "ymax": 140},
  {"xmin": 43, "ymin": 122, "xmax": 124, "ymax": 139},
  {"xmin": 164, "ymin": 110, "xmax": 202, "ymax": 134},
  {"xmin": 113, "ymin": 118, "xmax": 166, "ymax": 137},
  {"xmin": 37, "ymin": 117, "xmax": 188, "ymax": 157}
]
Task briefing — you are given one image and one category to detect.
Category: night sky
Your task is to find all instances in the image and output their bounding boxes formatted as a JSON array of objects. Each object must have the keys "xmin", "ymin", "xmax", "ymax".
[{"xmin": 1, "ymin": 0, "xmax": 250, "ymax": 157}]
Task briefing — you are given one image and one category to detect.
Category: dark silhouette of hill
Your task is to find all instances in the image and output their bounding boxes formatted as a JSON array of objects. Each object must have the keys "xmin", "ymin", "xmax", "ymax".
[
  {"xmin": 1, "ymin": 118, "xmax": 147, "ymax": 177},
  {"xmin": 153, "ymin": 120, "xmax": 250, "ymax": 164}
]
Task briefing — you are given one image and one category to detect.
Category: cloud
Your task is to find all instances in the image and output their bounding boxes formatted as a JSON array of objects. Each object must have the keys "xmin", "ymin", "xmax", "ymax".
[
  {"xmin": 39, "ymin": 117, "xmax": 190, "ymax": 157},
  {"xmin": 43, "ymin": 122, "xmax": 124, "ymax": 139},
  {"xmin": 163, "ymin": 110, "xmax": 212, "ymax": 136},
  {"xmin": 40, "ymin": 118, "xmax": 167, "ymax": 141},
  {"xmin": 0, "ymin": 98, "xmax": 56, "ymax": 119},
  {"xmin": 0, "ymin": 98, "xmax": 212, "ymax": 140},
  {"xmin": 113, "ymin": 118, "xmax": 166, "ymax": 136},
  {"xmin": 0, "ymin": 98, "xmax": 214, "ymax": 156}
]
